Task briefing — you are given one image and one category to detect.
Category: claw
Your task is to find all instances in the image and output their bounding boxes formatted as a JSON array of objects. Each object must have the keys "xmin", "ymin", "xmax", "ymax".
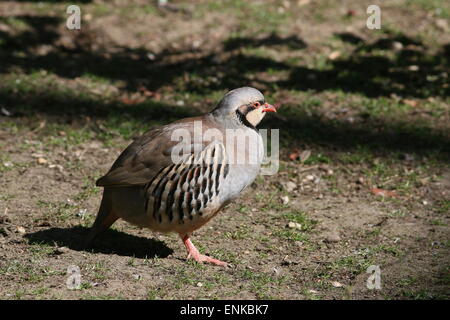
[{"xmin": 181, "ymin": 234, "xmax": 228, "ymax": 267}]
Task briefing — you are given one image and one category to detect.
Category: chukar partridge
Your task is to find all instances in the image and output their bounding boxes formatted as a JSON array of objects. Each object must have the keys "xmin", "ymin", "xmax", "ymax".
[{"xmin": 85, "ymin": 87, "xmax": 276, "ymax": 266}]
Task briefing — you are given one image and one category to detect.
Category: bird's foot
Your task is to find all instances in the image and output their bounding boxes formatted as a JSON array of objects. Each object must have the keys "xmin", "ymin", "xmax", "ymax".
[
  {"xmin": 181, "ymin": 234, "xmax": 228, "ymax": 267},
  {"xmin": 187, "ymin": 252, "xmax": 228, "ymax": 267}
]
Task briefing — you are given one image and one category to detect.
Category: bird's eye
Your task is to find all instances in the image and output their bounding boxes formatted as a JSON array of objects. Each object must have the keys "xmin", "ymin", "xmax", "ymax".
[{"xmin": 253, "ymin": 102, "xmax": 261, "ymax": 108}]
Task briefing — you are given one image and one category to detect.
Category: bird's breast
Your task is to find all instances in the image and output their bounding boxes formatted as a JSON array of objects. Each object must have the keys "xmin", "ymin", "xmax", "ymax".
[{"xmin": 120, "ymin": 132, "xmax": 263, "ymax": 234}]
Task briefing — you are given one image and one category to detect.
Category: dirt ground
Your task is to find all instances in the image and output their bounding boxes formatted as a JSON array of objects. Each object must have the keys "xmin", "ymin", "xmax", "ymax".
[{"xmin": 0, "ymin": 0, "xmax": 449, "ymax": 299}]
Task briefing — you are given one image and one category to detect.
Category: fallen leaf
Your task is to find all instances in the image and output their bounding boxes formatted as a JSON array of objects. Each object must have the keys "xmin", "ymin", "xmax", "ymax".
[
  {"xmin": 120, "ymin": 96, "xmax": 145, "ymax": 105},
  {"xmin": 300, "ymin": 150, "xmax": 311, "ymax": 163},
  {"xmin": 370, "ymin": 188, "xmax": 397, "ymax": 198},
  {"xmin": 289, "ymin": 149, "xmax": 300, "ymax": 161},
  {"xmin": 402, "ymin": 99, "xmax": 418, "ymax": 107}
]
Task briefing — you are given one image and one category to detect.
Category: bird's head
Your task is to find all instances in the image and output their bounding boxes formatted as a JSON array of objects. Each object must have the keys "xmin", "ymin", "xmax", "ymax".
[{"xmin": 211, "ymin": 87, "xmax": 276, "ymax": 129}]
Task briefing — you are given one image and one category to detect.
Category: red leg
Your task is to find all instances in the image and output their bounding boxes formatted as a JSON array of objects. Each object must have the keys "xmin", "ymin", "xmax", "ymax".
[{"xmin": 180, "ymin": 234, "xmax": 228, "ymax": 267}]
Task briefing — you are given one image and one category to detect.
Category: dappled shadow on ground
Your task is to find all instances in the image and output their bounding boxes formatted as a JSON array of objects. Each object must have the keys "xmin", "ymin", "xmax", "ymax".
[
  {"xmin": 0, "ymin": 13, "xmax": 449, "ymax": 159},
  {"xmin": 25, "ymin": 226, "xmax": 174, "ymax": 259},
  {"xmin": 285, "ymin": 32, "xmax": 449, "ymax": 99}
]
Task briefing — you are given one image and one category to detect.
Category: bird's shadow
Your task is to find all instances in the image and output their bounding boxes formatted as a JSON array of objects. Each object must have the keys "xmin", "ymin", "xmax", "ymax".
[{"xmin": 25, "ymin": 226, "xmax": 174, "ymax": 259}]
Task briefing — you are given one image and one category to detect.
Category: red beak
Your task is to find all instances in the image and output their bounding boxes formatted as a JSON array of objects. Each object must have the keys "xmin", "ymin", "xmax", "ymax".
[{"xmin": 262, "ymin": 103, "xmax": 277, "ymax": 113}]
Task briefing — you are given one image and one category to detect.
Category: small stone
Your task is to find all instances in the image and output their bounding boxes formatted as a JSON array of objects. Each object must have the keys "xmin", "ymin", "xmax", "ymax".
[
  {"xmin": 3, "ymin": 161, "xmax": 13, "ymax": 168},
  {"xmin": 391, "ymin": 41, "xmax": 403, "ymax": 51},
  {"xmin": 308, "ymin": 289, "xmax": 318, "ymax": 294},
  {"xmin": 283, "ymin": 181, "xmax": 297, "ymax": 192},
  {"xmin": 196, "ymin": 282, "xmax": 203, "ymax": 287},
  {"xmin": 435, "ymin": 19, "xmax": 449, "ymax": 32},
  {"xmin": 294, "ymin": 241, "xmax": 303, "ymax": 247},
  {"xmin": 133, "ymin": 274, "xmax": 141, "ymax": 280},
  {"xmin": 306, "ymin": 175, "xmax": 315, "ymax": 181},
  {"xmin": 281, "ymin": 196, "xmax": 290, "ymax": 204},
  {"xmin": 16, "ymin": 226, "xmax": 26, "ymax": 234},
  {"xmin": 287, "ymin": 222, "xmax": 302, "ymax": 230},
  {"xmin": 331, "ymin": 281, "xmax": 344, "ymax": 288},
  {"xmin": 55, "ymin": 246, "xmax": 69, "ymax": 254},
  {"xmin": 422, "ymin": 200, "xmax": 428, "ymax": 205},
  {"xmin": 49, "ymin": 164, "xmax": 64, "ymax": 173},
  {"xmin": 408, "ymin": 65, "xmax": 419, "ymax": 71},
  {"xmin": 37, "ymin": 157, "xmax": 47, "ymax": 165}
]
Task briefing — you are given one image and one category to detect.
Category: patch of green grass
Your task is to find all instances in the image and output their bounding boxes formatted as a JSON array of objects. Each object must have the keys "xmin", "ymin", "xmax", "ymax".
[
  {"xmin": 401, "ymin": 289, "xmax": 447, "ymax": 300},
  {"xmin": 331, "ymin": 253, "xmax": 374, "ymax": 276},
  {"xmin": 147, "ymin": 288, "xmax": 163, "ymax": 300},
  {"xmin": 0, "ymin": 16, "xmax": 30, "ymax": 30},
  {"xmin": 208, "ymin": 248, "xmax": 238, "ymax": 265},
  {"xmin": 0, "ymin": 155, "xmax": 14, "ymax": 172},
  {"xmin": 30, "ymin": 287, "xmax": 49, "ymax": 297},
  {"xmin": 372, "ymin": 244, "xmax": 403, "ymax": 257},
  {"xmin": 37, "ymin": 200, "xmax": 78, "ymax": 222},
  {"xmin": 43, "ymin": 124, "xmax": 95, "ymax": 148},
  {"xmin": 338, "ymin": 146, "xmax": 374, "ymax": 164},
  {"xmin": 80, "ymin": 282, "xmax": 93, "ymax": 290},
  {"xmin": 304, "ymin": 153, "xmax": 332, "ymax": 165},
  {"xmin": 14, "ymin": 289, "xmax": 26, "ymax": 300},
  {"xmin": 74, "ymin": 178, "xmax": 100, "ymax": 202},
  {"xmin": 388, "ymin": 209, "xmax": 407, "ymax": 218},
  {"xmin": 409, "ymin": 0, "xmax": 450, "ymax": 19},
  {"xmin": 274, "ymin": 229, "xmax": 309, "ymax": 242},
  {"xmin": 396, "ymin": 276, "xmax": 418, "ymax": 287},
  {"xmin": 430, "ymin": 219, "xmax": 448, "ymax": 227},
  {"xmin": 224, "ymin": 225, "xmax": 252, "ymax": 240},
  {"xmin": 434, "ymin": 200, "xmax": 450, "ymax": 214},
  {"xmin": 29, "ymin": 242, "xmax": 57, "ymax": 256},
  {"xmin": 239, "ymin": 269, "xmax": 286, "ymax": 298},
  {"xmin": 0, "ymin": 261, "xmax": 60, "ymax": 283}
]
